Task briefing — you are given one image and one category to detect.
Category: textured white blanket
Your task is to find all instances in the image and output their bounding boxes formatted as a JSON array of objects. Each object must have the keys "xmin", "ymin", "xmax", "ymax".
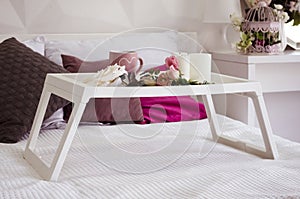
[{"xmin": 1, "ymin": 117, "xmax": 300, "ymax": 199}]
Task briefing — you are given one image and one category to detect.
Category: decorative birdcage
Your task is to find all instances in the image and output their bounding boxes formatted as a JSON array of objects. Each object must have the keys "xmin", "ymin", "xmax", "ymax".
[{"xmin": 242, "ymin": 0, "xmax": 282, "ymax": 53}]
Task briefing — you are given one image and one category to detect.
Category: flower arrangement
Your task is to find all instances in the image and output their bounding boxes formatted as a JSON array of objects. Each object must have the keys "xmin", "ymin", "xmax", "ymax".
[
  {"xmin": 83, "ymin": 64, "xmax": 128, "ymax": 86},
  {"xmin": 128, "ymin": 56, "xmax": 210, "ymax": 86},
  {"xmin": 84, "ymin": 56, "xmax": 212, "ymax": 88},
  {"xmin": 231, "ymin": 0, "xmax": 293, "ymax": 53}
]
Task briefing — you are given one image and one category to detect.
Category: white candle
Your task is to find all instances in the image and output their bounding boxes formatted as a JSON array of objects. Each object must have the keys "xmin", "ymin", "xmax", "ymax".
[
  {"xmin": 189, "ymin": 53, "xmax": 211, "ymax": 82},
  {"xmin": 174, "ymin": 52, "xmax": 190, "ymax": 80}
]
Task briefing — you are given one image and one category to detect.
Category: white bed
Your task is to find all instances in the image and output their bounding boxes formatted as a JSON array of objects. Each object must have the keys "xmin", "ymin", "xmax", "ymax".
[
  {"xmin": 1, "ymin": 32, "xmax": 300, "ymax": 198},
  {"xmin": 1, "ymin": 116, "xmax": 300, "ymax": 198}
]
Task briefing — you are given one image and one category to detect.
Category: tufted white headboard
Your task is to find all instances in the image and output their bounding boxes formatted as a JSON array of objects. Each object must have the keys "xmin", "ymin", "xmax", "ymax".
[
  {"xmin": 0, "ymin": 32, "xmax": 203, "ymax": 71},
  {"xmin": 0, "ymin": 33, "xmax": 112, "ymax": 42}
]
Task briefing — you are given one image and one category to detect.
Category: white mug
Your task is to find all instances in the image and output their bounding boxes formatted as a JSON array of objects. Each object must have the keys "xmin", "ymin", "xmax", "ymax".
[{"xmin": 109, "ymin": 51, "xmax": 144, "ymax": 74}]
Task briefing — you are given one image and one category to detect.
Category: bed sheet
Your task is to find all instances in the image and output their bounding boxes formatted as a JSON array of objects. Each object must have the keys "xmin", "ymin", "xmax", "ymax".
[{"xmin": 1, "ymin": 116, "xmax": 300, "ymax": 199}]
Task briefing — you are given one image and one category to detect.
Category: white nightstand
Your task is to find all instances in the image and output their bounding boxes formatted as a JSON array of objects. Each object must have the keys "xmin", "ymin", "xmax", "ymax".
[{"xmin": 212, "ymin": 50, "xmax": 300, "ymax": 142}]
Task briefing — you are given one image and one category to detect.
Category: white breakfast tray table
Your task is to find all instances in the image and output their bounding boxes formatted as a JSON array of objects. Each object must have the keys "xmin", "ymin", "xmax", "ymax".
[{"xmin": 24, "ymin": 73, "xmax": 279, "ymax": 181}]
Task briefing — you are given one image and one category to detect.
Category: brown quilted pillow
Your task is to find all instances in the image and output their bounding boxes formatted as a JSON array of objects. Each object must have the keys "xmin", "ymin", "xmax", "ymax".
[
  {"xmin": 61, "ymin": 54, "xmax": 144, "ymax": 123},
  {"xmin": 0, "ymin": 38, "xmax": 69, "ymax": 143}
]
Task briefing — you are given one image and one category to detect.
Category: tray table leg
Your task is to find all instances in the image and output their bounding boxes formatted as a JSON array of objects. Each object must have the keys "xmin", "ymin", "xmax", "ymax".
[
  {"xmin": 47, "ymin": 102, "xmax": 86, "ymax": 181},
  {"xmin": 244, "ymin": 92, "xmax": 279, "ymax": 159},
  {"xmin": 25, "ymin": 85, "xmax": 51, "ymax": 150},
  {"xmin": 24, "ymin": 84, "xmax": 87, "ymax": 181},
  {"xmin": 202, "ymin": 91, "xmax": 278, "ymax": 159},
  {"xmin": 202, "ymin": 93, "xmax": 221, "ymax": 141}
]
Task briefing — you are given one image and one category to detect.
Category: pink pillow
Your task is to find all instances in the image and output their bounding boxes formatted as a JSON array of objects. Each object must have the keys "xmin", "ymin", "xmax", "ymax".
[
  {"xmin": 140, "ymin": 64, "xmax": 207, "ymax": 123},
  {"xmin": 61, "ymin": 54, "xmax": 144, "ymax": 123},
  {"xmin": 61, "ymin": 54, "xmax": 109, "ymax": 73},
  {"xmin": 145, "ymin": 64, "xmax": 169, "ymax": 72},
  {"xmin": 140, "ymin": 96, "xmax": 207, "ymax": 123}
]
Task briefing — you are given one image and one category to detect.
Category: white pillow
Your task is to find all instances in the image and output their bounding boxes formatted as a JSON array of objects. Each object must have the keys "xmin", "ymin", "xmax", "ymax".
[
  {"xmin": 103, "ymin": 32, "xmax": 179, "ymax": 70},
  {"xmin": 45, "ymin": 39, "xmax": 106, "ymax": 66},
  {"xmin": 23, "ymin": 36, "xmax": 46, "ymax": 55},
  {"xmin": 177, "ymin": 33, "xmax": 204, "ymax": 54},
  {"xmin": 44, "ymin": 31, "xmax": 180, "ymax": 70}
]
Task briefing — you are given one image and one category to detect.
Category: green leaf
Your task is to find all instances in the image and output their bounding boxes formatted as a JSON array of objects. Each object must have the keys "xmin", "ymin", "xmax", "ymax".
[
  {"xmin": 257, "ymin": 32, "xmax": 264, "ymax": 40},
  {"xmin": 241, "ymin": 32, "xmax": 248, "ymax": 40},
  {"xmin": 293, "ymin": 11, "xmax": 300, "ymax": 26},
  {"xmin": 154, "ymin": 70, "xmax": 160, "ymax": 75}
]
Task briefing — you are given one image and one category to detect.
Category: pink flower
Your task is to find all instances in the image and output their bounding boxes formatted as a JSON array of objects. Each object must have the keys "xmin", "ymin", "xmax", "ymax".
[
  {"xmin": 165, "ymin": 56, "xmax": 179, "ymax": 71},
  {"xmin": 157, "ymin": 72, "xmax": 172, "ymax": 86},
  {"xmin": 255, "ymin": 39, "xmax": 265, "ymax": 46},
  {"xmin": 166, "ymin": 66, "xmax": 180, "ymax": 80}
]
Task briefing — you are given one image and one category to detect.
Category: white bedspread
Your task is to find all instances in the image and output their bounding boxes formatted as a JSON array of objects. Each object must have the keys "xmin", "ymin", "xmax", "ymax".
[{"xmin": 1, "ymin": 116, "xmax": 300, "ymax": 199}]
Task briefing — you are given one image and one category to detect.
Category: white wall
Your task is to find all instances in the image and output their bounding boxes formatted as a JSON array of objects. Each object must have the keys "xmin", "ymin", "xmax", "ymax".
[
  {"xmin": 0, "ymin": 0, "xmax": 240, "ymax": 52},
  {"xmin": 0, "ymin": 0, "xmax": 203, "ymax": 33}
]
